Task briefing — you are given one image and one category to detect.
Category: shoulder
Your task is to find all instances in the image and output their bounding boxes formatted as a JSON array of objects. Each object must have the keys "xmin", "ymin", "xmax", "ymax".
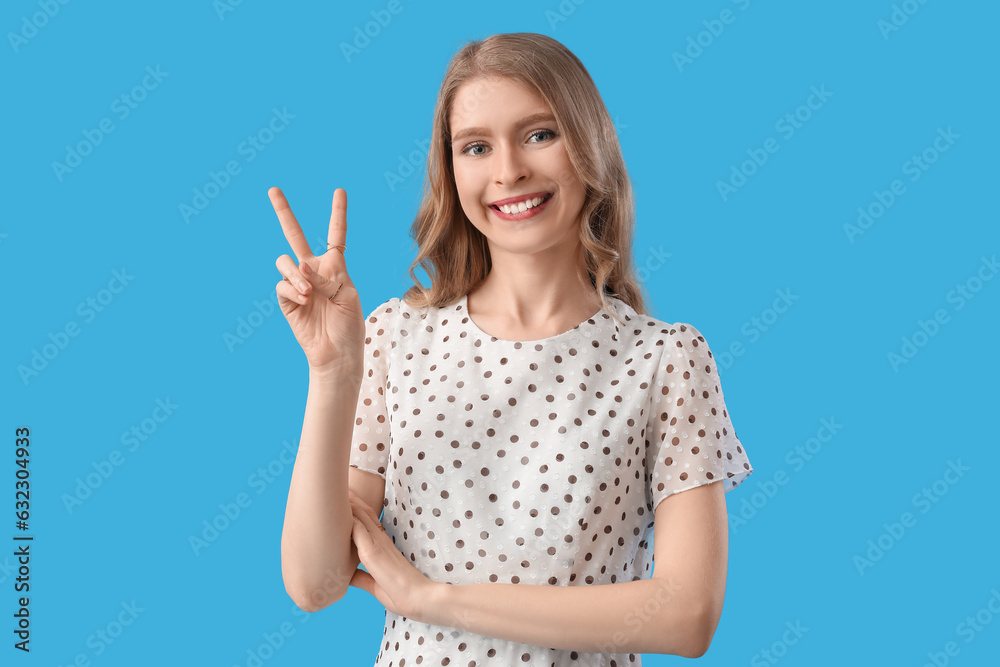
[
  {"xmin": 655, "ymin": 322, "xmax": 720, "ymax": 376},
  {"xmin": 612, "ymin": 305, "xmax": 723, "ymax": 379},
  {"xmin": 364, "ymin": 297, "xmax": 401, "ymax": 321},
  {"xmin": 387, "ymin": 294, "xmax": 463, "ymax": 333},
  {"xmin": 659, "ymin": 322, "xmax": 712, "ymax": 352},
  {"xmin": 365, "ymin": 295, "xmax": 463, "ymax": 342},
  {"xmin": 608, "ymin": 299, "xmax": 712, "ymax": 353},
  {"xmin": 362, "ymin": 297, "xmax": 403, "ymax": 340}
]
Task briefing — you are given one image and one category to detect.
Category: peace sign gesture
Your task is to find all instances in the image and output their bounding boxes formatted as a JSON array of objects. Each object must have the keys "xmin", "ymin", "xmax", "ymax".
[{"xmin": 270, "ymin": 187, "xmax": 365, "ymax": 380}]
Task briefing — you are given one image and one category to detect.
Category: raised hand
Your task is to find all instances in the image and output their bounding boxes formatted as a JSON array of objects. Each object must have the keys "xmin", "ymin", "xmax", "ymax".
[{"xmin": 270, "ymin": 187, "xmax": 365, "ymax": 380}]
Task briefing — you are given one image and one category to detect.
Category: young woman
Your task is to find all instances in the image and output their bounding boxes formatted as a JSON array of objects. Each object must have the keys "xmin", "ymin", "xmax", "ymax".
[{"xmin": 273, "ymin": 32, "xmax": 753, "ymax": 666}]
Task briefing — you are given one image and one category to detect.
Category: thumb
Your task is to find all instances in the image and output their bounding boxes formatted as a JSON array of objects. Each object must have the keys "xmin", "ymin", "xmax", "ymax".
[
  {"xmin": 349, "ymin": 567, "xmax": 375, "ymax": 592},
  {"xmin": 300, "ymin": 260, "xmax": 328, "ymax": 284},
  {"xmin": 300, "ymin": 261, "xmax": 339, "ymax": 301}
]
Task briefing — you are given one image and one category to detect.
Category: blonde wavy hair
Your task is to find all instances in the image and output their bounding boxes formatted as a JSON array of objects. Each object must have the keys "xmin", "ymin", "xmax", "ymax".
[{"xmin": 401, "ymin": 32, "xmax": 650, "ymax": 324}]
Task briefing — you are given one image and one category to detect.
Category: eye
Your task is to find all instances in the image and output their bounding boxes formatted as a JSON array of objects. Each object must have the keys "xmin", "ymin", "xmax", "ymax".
[
  {"xmin": 459, "ymin": 141, "xmax": 488, "ymax": 156},
  {"xmin": 528, "ymin": 129, "xmax": 557, "ymax": 143}
]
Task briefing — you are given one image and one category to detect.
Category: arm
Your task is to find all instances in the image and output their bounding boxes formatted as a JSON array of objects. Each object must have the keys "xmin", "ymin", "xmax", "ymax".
[
  {"xmin": 419, "ymin": 481, "xmax": 728, "ymax": 657},
  {"xmin": 280, "ymin": 372, "xmax": 363, "ymax": 611}
]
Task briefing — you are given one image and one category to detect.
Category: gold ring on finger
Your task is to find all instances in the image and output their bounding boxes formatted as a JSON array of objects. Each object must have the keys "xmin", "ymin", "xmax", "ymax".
[
  {"xmin": 328, "ymin": 281, "xmax": 343, "ymax": 302},
  {"xmin": 328, "ymin": 244, "xmax": 346, "ymax": 254}
]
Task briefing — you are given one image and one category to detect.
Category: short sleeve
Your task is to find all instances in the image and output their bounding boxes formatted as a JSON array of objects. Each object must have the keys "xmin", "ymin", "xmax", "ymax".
[
  {"xmin": 645, "ymin": 322, "xmax": 753, "ymax": 511},
  {"xmin": 348, "ymin": 297, "xmax": 398, "ymax": 479}
]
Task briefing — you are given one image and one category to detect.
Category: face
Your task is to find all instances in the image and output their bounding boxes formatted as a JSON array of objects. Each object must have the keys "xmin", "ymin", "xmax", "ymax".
[{"xmin": 448, "ymin": 76, "xmax": 588, "ymax": 259}]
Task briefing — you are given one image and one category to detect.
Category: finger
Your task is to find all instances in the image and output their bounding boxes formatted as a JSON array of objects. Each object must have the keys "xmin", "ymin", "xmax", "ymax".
[
  {"xmin": 351, "ymin": 515, "xmax": 375, "ymax": 554},
  {"xmin": 349, "ymin": 567, "xmax": 388, "ymax": 611},
  {"xmin": 349, "ymin": 567, "xmax": 374, "ymax": 592},
  {"xmin": 349, "ymin": 493, "xmax": 380, "ymax": 521},
  {"xmin": 349, "ymin": 496, "xmax": 372, "ymax": 522},
  {"xmin": 347, "ymin": 488, "xmax": 364, "ymax": 511},
  {"xmin": 276, "ymin": 279, "xmax": 308, "ymax": 306},
  {"xmin": 299, "ymin": 261, "xmax": 348, "ymax": 304},
  {"xmin": 353, "ymin": 502, "xmax": 385, "ymax": 533},
  {"xmin": 327, "ymin": 188, "xmax": 347, "ymax": 252},
  {"xmin": 275, "ymin": 254, "xmax": 312, "ymax": 295},
  {"xmin": 269, "ymin": 187, "xmax": 314, "ymax": 263},
  {"xmin": 351, "ymin": 500, "xmax": 383, "ymax": 533},
  {"xmin": 347, "ymin": 489, "xmax": 371, "ymax": 511}
]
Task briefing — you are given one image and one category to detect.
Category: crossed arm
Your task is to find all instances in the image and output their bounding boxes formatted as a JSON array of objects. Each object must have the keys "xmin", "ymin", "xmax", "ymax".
[{"xmin": 413, "ymin": 481, "xmax": 730, "ymax": 658}]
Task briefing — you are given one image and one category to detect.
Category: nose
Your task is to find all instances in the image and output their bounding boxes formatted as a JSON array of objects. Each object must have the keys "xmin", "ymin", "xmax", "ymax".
[{"xmin": 492, "ymin": 143, "xmax": 529, "ymax": 186}]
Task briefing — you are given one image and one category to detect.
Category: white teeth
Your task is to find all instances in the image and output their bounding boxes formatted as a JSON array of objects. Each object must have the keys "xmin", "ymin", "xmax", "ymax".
[{"xmin": 498, "ymin": 195, "xmax": 546, "ymax": 215}]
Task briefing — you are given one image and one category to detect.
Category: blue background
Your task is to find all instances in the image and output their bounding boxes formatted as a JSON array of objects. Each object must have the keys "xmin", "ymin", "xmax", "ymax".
[{"xmin": 3, "ymin": 0, "xmax": 998, "ymax": 665}]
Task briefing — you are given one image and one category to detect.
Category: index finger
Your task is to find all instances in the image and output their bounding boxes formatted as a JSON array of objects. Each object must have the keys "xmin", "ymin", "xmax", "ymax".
[{"xmin": 268, "ymin": 187, "xmax": 313, "ymax": 262}]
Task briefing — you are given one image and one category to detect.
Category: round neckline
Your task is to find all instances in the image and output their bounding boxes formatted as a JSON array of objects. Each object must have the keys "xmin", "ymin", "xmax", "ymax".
[{"xmin": 458, "ymin": 293, "xmax": 611, "ymax": 344}]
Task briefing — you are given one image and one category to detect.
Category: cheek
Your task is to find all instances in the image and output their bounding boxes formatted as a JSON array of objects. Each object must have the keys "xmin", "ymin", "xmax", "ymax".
[
  {"xmin": 553, "ymin": 162, "xmax": 585, "ymax": 202},
  {"xmin": 546, "ymin": 157, "xmax": 580, "ymax": 194},
  {"xmin": 452, "ymin": 163, "xmax": 468, "ymax": 193},
  {"xmin": 453, "ymin": 170, "xmax": 483, "ymax": 212}
]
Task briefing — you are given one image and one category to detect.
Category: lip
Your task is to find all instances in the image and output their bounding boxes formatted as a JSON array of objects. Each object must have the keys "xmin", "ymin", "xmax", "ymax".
[
  {"xmin": 488, "ymin": 192, "xmax": 554, "ymax": 222},
  {"xmin": 488, "ymin": 191, "xmax": 551, "ymax": 207}
]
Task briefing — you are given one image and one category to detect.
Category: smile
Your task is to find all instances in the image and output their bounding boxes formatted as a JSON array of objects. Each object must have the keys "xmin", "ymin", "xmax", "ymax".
[{"xmin": 489, "ymin": 193, "xmax": 553, "ymax": 221}]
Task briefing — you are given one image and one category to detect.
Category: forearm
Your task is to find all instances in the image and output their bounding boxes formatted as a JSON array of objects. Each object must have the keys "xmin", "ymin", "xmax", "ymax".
[
  {"xmin": 280, "ymin": 372, "xmax": 362, "ymax": 608},
  {"xmin": 421, "ymin": 576, "xmax": 706, "ymax": 657}
]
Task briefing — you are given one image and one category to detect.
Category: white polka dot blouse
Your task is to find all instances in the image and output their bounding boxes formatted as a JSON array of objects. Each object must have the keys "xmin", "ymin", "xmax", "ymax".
[{"xmin": 349, "ymin": 293, "xmax": 754, "ymax": 666}]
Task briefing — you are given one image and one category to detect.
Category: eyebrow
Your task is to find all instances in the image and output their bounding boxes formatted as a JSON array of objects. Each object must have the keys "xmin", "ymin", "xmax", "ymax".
[{"xmin": 451, "ymin": 112, "xmax": 558, "ymax": 144}]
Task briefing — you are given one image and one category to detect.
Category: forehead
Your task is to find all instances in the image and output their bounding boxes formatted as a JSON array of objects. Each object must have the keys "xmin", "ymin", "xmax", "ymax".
[{"xmin": 449, "ymin": 76, "xmax": 550, "ymax": 128}]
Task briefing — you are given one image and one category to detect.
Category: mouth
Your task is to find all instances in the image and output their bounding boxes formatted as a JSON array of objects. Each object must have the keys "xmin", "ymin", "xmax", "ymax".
[{"xmin": 488, "ymin": 192, "xmax": 553, "ymax": 221}]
